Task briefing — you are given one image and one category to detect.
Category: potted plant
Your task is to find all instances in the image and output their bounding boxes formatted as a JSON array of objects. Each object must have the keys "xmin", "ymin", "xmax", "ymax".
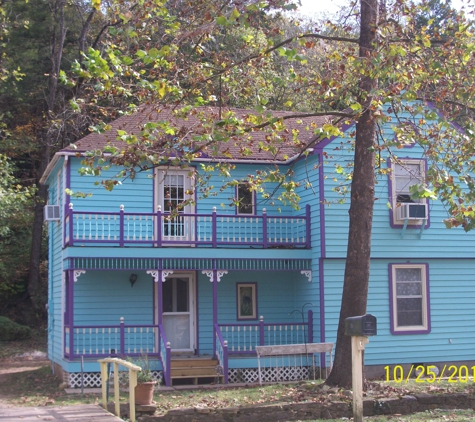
[{"xmin": 132, "ymin": 355, "xmax": 157, "ymax": 405}]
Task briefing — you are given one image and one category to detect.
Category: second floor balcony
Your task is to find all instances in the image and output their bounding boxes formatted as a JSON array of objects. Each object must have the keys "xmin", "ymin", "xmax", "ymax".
[{"xmin": 64, "ymin": 204, "xmax": 311, "ymax": 249}]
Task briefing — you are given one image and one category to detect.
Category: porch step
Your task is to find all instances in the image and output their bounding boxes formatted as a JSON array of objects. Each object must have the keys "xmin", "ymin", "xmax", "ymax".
[{"xmin": 170, "ymin": 357, "xmax": 222, "ymax": 385}]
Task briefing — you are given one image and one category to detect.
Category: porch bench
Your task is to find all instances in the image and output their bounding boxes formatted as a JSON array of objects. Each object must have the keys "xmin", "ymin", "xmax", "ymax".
[{"xmin": 256, "ymin": 342, "xmax": 334, "ymax": 385}]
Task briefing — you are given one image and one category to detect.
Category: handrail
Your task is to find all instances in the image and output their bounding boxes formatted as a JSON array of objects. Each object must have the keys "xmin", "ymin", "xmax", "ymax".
[
  {"xmin": 67, "ymin": 319, "xmax": 159, "ymax": 359},
  {"xmin": 98, "ymin": 357, "xmax": 142, "ymax": 422},
  {"xmin": 214, "ymin": 323, "xmax": 228, "ymax": 384},
  {"xmin": 65, "ymin": 204, "xmax": 310, "ymax": 248},
  {"xmin": 158, "ymin": 324, "xmax": 171, "ymax": 386},
  {"xmin": 219, "ymin": 311, "xmax": 313, "ymax": 354}
]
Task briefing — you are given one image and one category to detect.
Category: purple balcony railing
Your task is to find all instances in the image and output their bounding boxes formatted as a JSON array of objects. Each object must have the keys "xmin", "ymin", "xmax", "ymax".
[
  {"xmin": 64, "ymin": 204, "xmax": 311, "ymax": 248},
  {"xmin": 218, "ymin": 311, "xmax": 313, "ymax": 355}
]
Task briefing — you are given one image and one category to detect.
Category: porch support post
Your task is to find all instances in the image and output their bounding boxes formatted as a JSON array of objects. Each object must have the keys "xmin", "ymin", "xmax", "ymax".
[
  {"xmin": 68, "ymin": 268, "xmax": 74, "ymax": 358},
  {"xmin": 147, "ymin": 263, "xmax": 172, "ymax": 326},
  {"xmin": 306, "ymin": 204, "xmax": 311, "ymax": 248},
  {"xmin": 202, "ymin": 262, "xmax": 228, "ymax": 358}
]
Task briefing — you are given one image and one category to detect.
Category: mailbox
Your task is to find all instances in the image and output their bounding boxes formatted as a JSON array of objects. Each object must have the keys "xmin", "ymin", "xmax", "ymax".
[{"xmin": 345, "ymin": 314, "xmax": 377, "ymax": 337}]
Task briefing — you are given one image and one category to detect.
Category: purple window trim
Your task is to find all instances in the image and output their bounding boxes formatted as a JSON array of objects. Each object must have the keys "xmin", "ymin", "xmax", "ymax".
[
  {"xmin": 388, "ymin": 262, "xmax": 431, "ymax": 335},
  {"xmin": 236, "ymin": 282, "xmax": 258, "ymax": 321},
  {"xmin": 387, "ymin": 157, "xmax": 430, "ymax": 230}
]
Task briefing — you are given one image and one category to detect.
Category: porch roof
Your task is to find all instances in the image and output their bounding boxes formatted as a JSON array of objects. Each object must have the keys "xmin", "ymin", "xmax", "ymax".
[{"xmin": 64, "ymin": 256, "xmax": 312, "ymax": 272}]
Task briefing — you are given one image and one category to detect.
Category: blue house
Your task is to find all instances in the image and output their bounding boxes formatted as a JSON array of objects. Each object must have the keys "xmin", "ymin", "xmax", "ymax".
[{"xmin": 41, "ymin": 105, "xmax": 475, "ymax": 387}]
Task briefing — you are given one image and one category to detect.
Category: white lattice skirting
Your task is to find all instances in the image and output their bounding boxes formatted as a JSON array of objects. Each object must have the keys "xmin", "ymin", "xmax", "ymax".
[
  {"xmin": 67, "ymin": 366, "xmax": 314, "ymax": 387},
  {"xmin": 68, "ymin": 370, "xmax": 163, "ymax": 388},
  {"xmin": 228, "ymin": 366, "xmax": 312, "ymax": 383}
]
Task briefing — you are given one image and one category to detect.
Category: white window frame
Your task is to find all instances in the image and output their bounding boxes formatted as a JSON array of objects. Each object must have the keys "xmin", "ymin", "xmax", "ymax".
[
  {"xmin": 390, "ymin": 159, "xmax": 427, "ymax": 225},
  {"xmin": 236, "ymin": 183, "xmax": 255, "ymax": 215},
  {"xmin": 389, "ymin": 263, "xmax": 430, "ymax": 334}
]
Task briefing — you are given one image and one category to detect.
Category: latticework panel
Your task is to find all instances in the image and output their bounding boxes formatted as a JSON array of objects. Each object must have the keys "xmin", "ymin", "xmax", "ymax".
[
  {"xmin": 228, "ymin": 366, "xmax": 313, "ymax": 384},
  {"xmin": 68, "ymin": 370, "xmax": 163, "ymax": 388}
]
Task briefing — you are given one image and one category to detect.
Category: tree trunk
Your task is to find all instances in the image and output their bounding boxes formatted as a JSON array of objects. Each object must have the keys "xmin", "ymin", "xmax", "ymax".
[
  {"xmin": 27, "ymin": 0, "xmax": 66, "ymax": 297},
  {"xmin": 325, "ymin": 0, "xmax": 379, "ymax": 388}
]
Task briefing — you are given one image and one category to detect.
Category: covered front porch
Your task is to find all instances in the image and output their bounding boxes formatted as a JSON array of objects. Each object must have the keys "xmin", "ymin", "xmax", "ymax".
[{"xmin": 60, "ymin": 254, "xmax": 317, "ymax": 386}]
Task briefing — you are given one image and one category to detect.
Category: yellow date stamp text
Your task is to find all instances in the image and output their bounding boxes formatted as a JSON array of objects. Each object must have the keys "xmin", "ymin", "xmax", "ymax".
[{"xmin": 385, "ymin": 365, "xmax": 475, "ymax": 383}]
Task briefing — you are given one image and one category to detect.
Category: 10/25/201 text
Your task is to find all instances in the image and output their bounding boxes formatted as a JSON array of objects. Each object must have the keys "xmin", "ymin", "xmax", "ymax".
[{"xmin": 385, "ymin": 365, "xmax": 475, "ymax": 383}]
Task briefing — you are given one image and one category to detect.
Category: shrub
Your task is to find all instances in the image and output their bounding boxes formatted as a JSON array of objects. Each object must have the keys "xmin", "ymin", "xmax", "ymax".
[{"xmin": 0, "ymin": 316, "xmax": 32, "ymax": 341}]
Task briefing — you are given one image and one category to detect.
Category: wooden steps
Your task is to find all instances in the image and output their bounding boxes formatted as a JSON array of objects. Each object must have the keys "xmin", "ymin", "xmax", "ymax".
[{"xmin": 170, "ymin": 357, "xmax": 222, "ymax": 385}]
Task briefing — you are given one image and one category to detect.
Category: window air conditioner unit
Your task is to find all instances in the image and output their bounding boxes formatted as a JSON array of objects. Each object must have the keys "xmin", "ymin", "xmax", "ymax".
[
  {"xmin": 397, "ymin": 203, "xmax": 427, "ymax": 220},
  {"xmin": 44, "ymin": 205, "xmax": 60, "ymax": 221}
]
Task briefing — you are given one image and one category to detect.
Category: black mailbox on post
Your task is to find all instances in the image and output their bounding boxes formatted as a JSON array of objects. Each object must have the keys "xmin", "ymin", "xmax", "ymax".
[{"xmin": 345, "ymin": 314, "xmax": 377, "ymax": 337}]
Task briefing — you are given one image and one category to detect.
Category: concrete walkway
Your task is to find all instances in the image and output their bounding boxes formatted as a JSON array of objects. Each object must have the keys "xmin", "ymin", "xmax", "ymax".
[{"xmin": 0, "ymin": 404, "xmax": 124, "ymax": 421}]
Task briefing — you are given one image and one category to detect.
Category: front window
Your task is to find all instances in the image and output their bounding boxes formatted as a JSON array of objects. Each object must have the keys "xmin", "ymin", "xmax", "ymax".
[{"xmin": 389, "ymin": 263, "xmax": 430, "ymax": 334}]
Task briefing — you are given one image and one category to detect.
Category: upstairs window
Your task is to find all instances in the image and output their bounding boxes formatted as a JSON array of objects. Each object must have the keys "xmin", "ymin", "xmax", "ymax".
[
  {"xmin": 390, "ymin": 159, "xmax": 428, "ymax": 225},
  {"xmin": 236, "ymin": 183, "xmax": 254, "ymax": 215},
  {"xmin": 389, "ymin": 263, "xmax": 430, "ymax": 334}
]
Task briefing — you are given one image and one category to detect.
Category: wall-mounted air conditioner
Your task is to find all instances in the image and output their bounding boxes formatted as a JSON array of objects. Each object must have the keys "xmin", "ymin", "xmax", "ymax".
[
  {"xmin": 44, "ymin": 205, "xmax": 60, "ymax": 221},
  {"xmin": 397, "ymin": 203, "xmax": 427, "ymax": 220}
]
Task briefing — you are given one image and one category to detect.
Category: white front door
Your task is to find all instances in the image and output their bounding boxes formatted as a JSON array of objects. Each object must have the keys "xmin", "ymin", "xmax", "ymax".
[
  {"xmin": 156, "ymin": 169, "xmax": 194, "ymax": 242},
  {"xmin": 160, "ymin": 274, "xmax": 195, "ymax": 352}
]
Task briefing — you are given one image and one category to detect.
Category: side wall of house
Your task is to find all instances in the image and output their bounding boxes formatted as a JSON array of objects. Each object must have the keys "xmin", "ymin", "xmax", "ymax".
[
  {"xmin": 46, "ymin": 158, "xmax": 67, "ymax": 367},
  {"xmin": 321, "ymin": 115, "xmax": 475, "ymax": 368}
]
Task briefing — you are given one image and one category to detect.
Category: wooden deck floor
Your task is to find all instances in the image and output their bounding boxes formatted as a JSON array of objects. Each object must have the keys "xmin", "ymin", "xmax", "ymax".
[{"xmin": 0, "ymin": 404, "xmax": 123, "ymax": 421}]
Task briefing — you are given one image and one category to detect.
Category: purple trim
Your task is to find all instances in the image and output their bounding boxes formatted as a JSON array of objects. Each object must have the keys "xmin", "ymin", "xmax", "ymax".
[
  {"xmin": 259, "ymin": 317, "xmax": 265, "ymax": 345},
  {"xmin": 388, "ymin": 262, "xmax": 431, "ymax": 335},
  {"xmin": 119, "ymin": 318, "xmax": 125, "ymax": 355},
  {"xmin": 157, "ymin": 269, "xmax": 163, "ymax": 325},
  {"xmin": 68, "ymin": 269, "xmax": 74, "ymax": 359},
  {"xmin": 426, "ymin": 101, "xmax": 466, "ymax": 135},
  {"xmin": 119, "ymin": 207, "xmax": 125, "ymax": 247},
  {"xmin": 195, "ymin": 270, "xmax": 199, "ymax": 355},
  {"xmin": 212, "ymin": 263, "xmax": 218, "ymax": 357},
  {"xmin": 316, "ymin": 152, "xmax": 327, "ymax": 365},
  {"xmin": 262, "ymin": 209, "xmax": 268, "ymax": 248},
  {"xmin": 212, "ymin": 208, "xmax": 217, "ymax": 248},
  {"xmin": 214, "ymin": 324, "xmax": 229, "ymax": 384},
  {"xmin": 317, "ymin": 154, "xmax": 326, "ymax": 258},
  {"xmin": 236, "ymin": 282, "xmax": 258, "ymax": 321},
  {"xmin": 312, "ymin": 121, "xmax": 356, "ymax": 152},
  {"xmin": 387, "ymin": 157, "xmax": 430, "ymax": 230},
  {"xmin": 305, "ymin": 204, "xmax": 311, "ymax": 248},
  {"xmin": 165, "ymin": 342, "xmax": 171, "ymax": 386}
]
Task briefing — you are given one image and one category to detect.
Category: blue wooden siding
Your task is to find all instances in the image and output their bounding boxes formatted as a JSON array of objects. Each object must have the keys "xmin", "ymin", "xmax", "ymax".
[
  {"xmin": 46, "ymin": 159, "xmax": 67, "ymax": 367},
  {"xmin": 69, "ymin": 159, "xmax": 154, "ymax": 213},
  {"xmin": 198, "ymin": 270, "xmax": 313, "ymax": 355},
  {"xmin": 73, "ymin": 271, "xmax": 153, "ymax": 325},
  {"xmin": 321, "ymin": 134, "xmax": 475, "ymax": 259},
  {"xmin": 323, "ymin": 259, "xmax": 475, "ymax": 365},
  {"xmin": 293, "ymin": 153, "xmax": 321, "ymax": 343}
]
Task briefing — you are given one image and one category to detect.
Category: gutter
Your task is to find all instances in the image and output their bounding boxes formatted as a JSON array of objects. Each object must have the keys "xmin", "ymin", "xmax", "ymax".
[{"xmin": 40, "ymin": 148, "xmax": 315, "ymax": 185}]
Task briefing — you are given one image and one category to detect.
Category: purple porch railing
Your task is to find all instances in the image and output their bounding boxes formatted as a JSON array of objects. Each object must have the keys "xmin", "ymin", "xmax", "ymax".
[
  {"xmin": 158, "ymin": 324, "xmax": 171, "ymax": 386},
  {"xmin": 64, "ymin": 204, "xmax": 311, "ymax": 248},
  {"xmin": 64, "ymin": 318, "xmax": 173, "ymax": 386},
  {"xmin": 218, "ymin": 310, "xmax": 313, "ymax": 354},
  {"xmin": 214, "ymin": 324, "xmax": 229, "ymax": 384}
]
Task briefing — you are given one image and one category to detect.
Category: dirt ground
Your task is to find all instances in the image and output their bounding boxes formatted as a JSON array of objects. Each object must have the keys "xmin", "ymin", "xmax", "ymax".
[{"xmin": 0, "ymin": 351, "xmax": 50, "ymax": 407}]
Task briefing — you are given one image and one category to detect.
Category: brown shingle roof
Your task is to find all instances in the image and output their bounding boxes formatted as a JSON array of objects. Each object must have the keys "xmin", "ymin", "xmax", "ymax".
[{"xmin": 65, "ymin": 105, "xmax": 331, "ymax": 162}]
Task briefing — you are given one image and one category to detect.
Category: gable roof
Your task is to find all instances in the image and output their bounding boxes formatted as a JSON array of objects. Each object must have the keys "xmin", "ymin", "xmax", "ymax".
[{"xmin": 65, "ymin": 105, "xmax": 331, "ymax": 161}]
